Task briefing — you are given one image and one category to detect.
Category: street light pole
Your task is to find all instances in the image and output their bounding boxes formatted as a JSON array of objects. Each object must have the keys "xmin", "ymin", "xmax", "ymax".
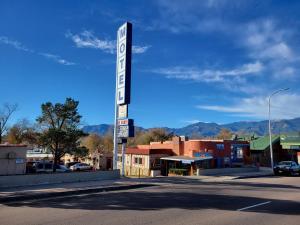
[{"xmin": 268, "ymin": 88, "xmax": 289, "ymax": 170}]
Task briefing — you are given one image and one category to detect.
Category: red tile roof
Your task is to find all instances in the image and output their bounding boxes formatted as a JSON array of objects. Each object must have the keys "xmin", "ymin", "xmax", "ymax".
[{"xmin": 0, "ymin": 144, "xmax": 27, "ymax": 147}]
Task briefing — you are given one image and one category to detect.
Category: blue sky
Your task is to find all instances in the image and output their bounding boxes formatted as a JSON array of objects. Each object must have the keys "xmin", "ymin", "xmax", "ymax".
[{"xmin": 1, "ymin": 0, "xmax": 300, "ymax": 128}]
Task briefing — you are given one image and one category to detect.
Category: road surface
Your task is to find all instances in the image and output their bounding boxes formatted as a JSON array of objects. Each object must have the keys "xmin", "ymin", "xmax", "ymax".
[{"xmin": 0, "ymin": 176, "xmax": 299, "ymax": 225}]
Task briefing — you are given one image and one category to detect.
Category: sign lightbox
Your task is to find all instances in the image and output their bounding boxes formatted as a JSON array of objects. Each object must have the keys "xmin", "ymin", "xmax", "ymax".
[
  {"xmin": 117, "ymin": 125, "xmax": 134, "ymax": 138},
  {"xmin": 116, "ymin": 22, "xmax": 132, "ymax": 105},
  {"xmin": 118, "ymin": 104, "xmax": 128, "ymax": 119}
]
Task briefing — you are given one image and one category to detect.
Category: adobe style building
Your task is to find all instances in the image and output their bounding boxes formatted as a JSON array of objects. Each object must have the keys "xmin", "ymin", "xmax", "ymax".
[
  {"xmin": 120, "ymin": 136, "xmax": 251, "ymax": 176},
  {"xmin": 0, "ymin": 144, "xmax": 28, "ymax": 175},
  {"xmin": 117, "ymin": 148, "xmax": 172, "ymax": 177}
]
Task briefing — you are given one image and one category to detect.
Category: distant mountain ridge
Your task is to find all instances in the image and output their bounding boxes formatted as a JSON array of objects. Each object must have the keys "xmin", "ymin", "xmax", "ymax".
[{"xmin": 82, "ymin": 117, "xmax": 300, "ymax": 137}]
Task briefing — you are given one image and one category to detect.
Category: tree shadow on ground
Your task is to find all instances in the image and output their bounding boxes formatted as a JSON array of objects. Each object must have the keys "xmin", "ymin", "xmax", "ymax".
[
  {"xmin": 136, "ymin": 176, "xmax": 300, "ymax": 190},
  {"xmin": 4, "ymin": 189, "xmax": 300, "ymax": 215}
]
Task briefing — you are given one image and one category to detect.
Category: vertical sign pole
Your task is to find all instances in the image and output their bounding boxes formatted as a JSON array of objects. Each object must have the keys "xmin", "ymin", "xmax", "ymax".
[
  {"xmin": 113, "ymin": 25, "xmax": 120, "ymax": 170},
  {"xmin": 113, "ymin": 95, "xmax": 118, "ymax": 170},
  {"xmin": 113, "ymin": 22, "xmax": 132, "ymax": 172},
  {"xmin": 121, "ymin": 143, "xmax": 125, "ymax": 176}
]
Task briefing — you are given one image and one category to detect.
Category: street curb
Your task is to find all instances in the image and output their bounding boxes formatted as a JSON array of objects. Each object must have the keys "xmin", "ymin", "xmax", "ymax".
[
  {"xmin": 0, "ymin": 183, "xmax": 155, "ymax": 203},
  {"xmin": 233, "ymin": 174, "xmax": 274, "ymax": 179}
]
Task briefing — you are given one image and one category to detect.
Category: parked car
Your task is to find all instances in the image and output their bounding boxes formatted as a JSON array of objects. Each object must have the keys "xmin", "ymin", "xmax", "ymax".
[
  {"xmin": 34, "ymin": 161, "xmax": 71, "ymax": 173},
  {"xmin": 26, "ymin": 161, "xmax": 37, "ymax": 173},
  {"xmin": 273, "ymin": 161, "xmax": 300, "ymax": 176},
  {"xmin": 66, "ymin": 161, "xmax": 80, "ymax": 168},
  {"xmin": 55, "ymin": 164, "xmax": 71, "ymax": 173},
  {"xmin": 70, "ymin": 163, "xmax": 92, "ymax": 171}
]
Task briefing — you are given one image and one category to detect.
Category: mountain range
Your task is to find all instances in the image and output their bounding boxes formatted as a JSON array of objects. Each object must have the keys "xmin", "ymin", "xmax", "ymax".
[{"xmin": 82, "ymin": 117, "xmax": 300, "ymax": 137}]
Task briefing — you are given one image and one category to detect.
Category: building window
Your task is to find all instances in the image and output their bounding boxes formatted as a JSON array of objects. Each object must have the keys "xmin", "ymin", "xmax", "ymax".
[
  {"xmin": 134, "ymin": 157, "xmax": 143, "ymax": 165},
  {"xmin": 216, "ymin": 144, "xmax": 224, "ymax": 150},
  {"xmin": 151, "ymin": 158, "xmax": 161, "ymax": 169},
  {"xmin": 231, "ymin": 144, "xmax": 244, "ymax": 162},
  {"xmin": 237, "ymin": 148, "xmax": 243, "ymax": 159}
]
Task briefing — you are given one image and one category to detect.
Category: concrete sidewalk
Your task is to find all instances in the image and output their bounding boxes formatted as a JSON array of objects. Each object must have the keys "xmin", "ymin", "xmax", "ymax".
[
  {"xmin": 0, "ymin": 178, "xmax": 153, "ymax": 203},
  {"xmin": 232, "ymin": 167, "xmax": 274, "ymax": 179},
  {"xmin": 188, "ymin": 167, "xmax": 274, "ymax": 182}
]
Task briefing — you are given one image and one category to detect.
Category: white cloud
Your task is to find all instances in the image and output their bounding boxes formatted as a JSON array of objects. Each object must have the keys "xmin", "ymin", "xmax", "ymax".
[
  {"xmin": 66, "ymin": 31, "xmax": 115, "ymax": 54},
  {"xmin": 0, "ymin": 36, "xmax": 33, "ymax": 53},
  {"xmin": 244, "ymin": 20, "xmax": 294, "ymax": 61},
  {"xmin": 0, "ymin": 36, "xmax": 75, "ymax": 66},
  {"xmin": 66, "ymin": 30, "xmax": 150, "ymax": 54},
  {"xmin": 150, "ymin": 2, "xmax": 299, "ymax": 81},
  {"xmin": 281, "ymin": 67, "xmax": 295, "ymax": 77},
  {"xmin": 132, "ymin": 45, "xmax": 151, "ymax": 54},
  {"xmin": 152, "ymin": 61, "xmax": 263, "ymax": 83},
  {"xmin": 180, "ymin": 119, "xmax": 215, "ymax": 125},
  {"xmin": 39, "ymin": 53, "xmax": 76, "ymax": 66},
  {"xmin": 149, "ymin": 0, "xmax": 257, "ymax": 34},
  {"xmin": 260, "ymin": 42, "xmax": 293, "ymax": 60},
  {"xmin": 197, "ymin": 93, "xmax": 300, "ymax": 120},
  {"xmin": 240, "ymin": 19, "xmax": 300, "ymax": 81},
  {"xmin": 181, "ymin": 119, "xmax": 201, "ymax": 124}
]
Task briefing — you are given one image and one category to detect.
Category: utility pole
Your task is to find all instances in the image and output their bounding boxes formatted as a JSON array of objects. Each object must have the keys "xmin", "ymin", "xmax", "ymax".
[{"xmin": 268, "ymin": 88, "xmax": 289, "ymax": 170}]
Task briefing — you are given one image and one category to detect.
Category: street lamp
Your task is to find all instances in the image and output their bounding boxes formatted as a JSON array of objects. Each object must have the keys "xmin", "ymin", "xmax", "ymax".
[{"xmin": 268, "ymin": 88, "xmax": 289, "ymax": 170}]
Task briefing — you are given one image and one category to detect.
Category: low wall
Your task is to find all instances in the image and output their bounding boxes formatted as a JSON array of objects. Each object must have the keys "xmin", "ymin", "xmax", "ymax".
[
  {"xmin": 197, "ymin": 167, "xmax": 259, "ymax": 176},
  {"xmin": 150, "ymin": 170, "xmax": 161, "ymax": 177},
  {"xmin": 0, "ymin": 170, "xmax": 120, "ymax": 188}
]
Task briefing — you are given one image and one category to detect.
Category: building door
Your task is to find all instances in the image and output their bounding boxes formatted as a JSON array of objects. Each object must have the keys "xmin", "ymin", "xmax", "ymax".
[
  {"xmin": 106, "ymin": 158, "xmax": 112, "ymax": 170},
  {"xmin": 160, "ymin": 160, "xmax": 168, "ymax": 176}
]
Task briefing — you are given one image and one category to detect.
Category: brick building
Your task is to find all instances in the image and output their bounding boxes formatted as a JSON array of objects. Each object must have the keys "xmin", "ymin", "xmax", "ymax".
[{"xmin": 121, "ymin": 136, "xmax": 251, "ymax": 176}]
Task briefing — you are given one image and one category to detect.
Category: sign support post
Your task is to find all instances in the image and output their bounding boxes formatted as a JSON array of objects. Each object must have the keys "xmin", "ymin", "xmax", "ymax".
[
  {"xmin": 121, "ymin": 143, "xmax": 125, "ymax": 176},
  {"xmin": 113, "ymin": 93, "xmax": 119, "ymax": 170}
]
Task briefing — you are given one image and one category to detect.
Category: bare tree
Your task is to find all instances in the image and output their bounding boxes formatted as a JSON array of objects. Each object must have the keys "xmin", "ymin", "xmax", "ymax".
[
  {"xmin": 6, "ymin": 119, "xmax": 38, "ymax": 145},
  {"xmin": 0, "ymin": 103, "xmax": 18, "ymax": 143}
]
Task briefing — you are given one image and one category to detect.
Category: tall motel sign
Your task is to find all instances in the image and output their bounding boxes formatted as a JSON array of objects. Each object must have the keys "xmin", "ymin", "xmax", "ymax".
[{"xmin": 113, "ymin": 22, "xmax": 134, "ymax": 176}]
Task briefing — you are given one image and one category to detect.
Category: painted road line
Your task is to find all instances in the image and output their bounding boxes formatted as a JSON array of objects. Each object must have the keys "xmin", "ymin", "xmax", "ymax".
[{"xmin": 237, "ymin": 201, "xmax": 272, "ymax": 211}]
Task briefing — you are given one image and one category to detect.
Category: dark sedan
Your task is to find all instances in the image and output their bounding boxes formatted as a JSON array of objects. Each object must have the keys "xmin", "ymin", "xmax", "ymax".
[{"xmin": 273, "ymin": 161, "xmax": 300, "ymax": 176}]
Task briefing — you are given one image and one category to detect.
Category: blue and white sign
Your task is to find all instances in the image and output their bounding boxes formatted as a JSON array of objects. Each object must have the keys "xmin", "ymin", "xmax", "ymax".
[
  {"xmin": 193, "ymin": 152, "xmax": 212, "ymax": 158},
  {"xmin": 15, "ymin": 158, "xmax": 25, "ymax": 164},
  {"xmin": 116, "ymin": 22, "xmax": 132, "ymax": 105}
]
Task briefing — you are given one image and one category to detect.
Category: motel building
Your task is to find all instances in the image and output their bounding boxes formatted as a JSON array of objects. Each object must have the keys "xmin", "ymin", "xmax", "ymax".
[
  {"xmin": 118, "ymin": 136, "xmax": 251, "ymax": 177},
  {"xmin": 117, "ymin": 148, "xmax": 172, "ymax": 177}
]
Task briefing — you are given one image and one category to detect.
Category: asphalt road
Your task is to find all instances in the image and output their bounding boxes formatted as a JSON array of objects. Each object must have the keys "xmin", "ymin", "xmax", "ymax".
[{"xmin": 0, "ymin": 176, "xmax": 299, "ymax": 225}]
